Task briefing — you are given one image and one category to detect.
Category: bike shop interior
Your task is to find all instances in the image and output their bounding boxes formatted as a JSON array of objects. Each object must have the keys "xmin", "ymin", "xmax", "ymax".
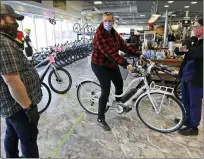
[{"xmin": 1, "ymin": 0, "xmax": 203, "ymax": 158}]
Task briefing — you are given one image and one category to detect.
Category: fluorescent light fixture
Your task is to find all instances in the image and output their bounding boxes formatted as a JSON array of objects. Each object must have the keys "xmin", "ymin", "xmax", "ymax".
[
  {"xmin": 148, "ymin": 13, "xmax": 161, "ymax": 23},
  {"xmin": 114, "ymin": 16, "xmax": 119, "ymax": 18},
  {"xmin": 164, "ymin": 5, "xmax": 169, "ymax": 7},
  {"xmin": 94, "ymin": 1, "xmax": 102, "ymax": 4},
  {"xmin": 122, "ymin": 22, "xmax": 126, "ymax": 24},
  {"xmin": 191, "ymin": 1, "xmax": 197, "ymax": 4},
  {"xmin": 172, "ymin": 14, "xmax": 176, "ymax": 16},
  {"xmin": 184, "ymin": 6, "xmax": 190, "ymax": 8},
  {"xmin": 140, "ymin": 14, "xmax": 145, "ymax": 17},
  {"xmin": 168, "ymin": 1, "xmax": 174, "ymax": 3}
]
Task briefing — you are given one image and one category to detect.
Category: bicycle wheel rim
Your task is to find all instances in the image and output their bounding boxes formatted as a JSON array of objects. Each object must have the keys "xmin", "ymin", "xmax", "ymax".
[
  {"xmin": 48, "ymin": 68, "xmax": 72, "ymax": 94},
  {"xmin": 38, "ymin": 83, "xmax": 51, "ymax": 114},
  {"xmin": 77, "ymin": 81, "xmax": 101, "ymax": 115},
  {"xmin": 136, "ymin": 93, "xmax": 185, "ymax": 133}
]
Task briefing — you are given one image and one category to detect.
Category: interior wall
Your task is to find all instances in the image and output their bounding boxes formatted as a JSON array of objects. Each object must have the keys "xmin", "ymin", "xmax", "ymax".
[{"xmin": 1, "ymin": 1, "xmax": 93, "ymax": 22}]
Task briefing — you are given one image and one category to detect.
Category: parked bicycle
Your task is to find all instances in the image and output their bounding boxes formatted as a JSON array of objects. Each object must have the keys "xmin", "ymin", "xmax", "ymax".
[
  {"xmin": 73, "ymin": 18, "xmax": 94, "ymax": 34},
  {"xmin": 33, "ymin": 47, "xmax": 72, "ymax": 94},
  {"xmin": 76, "ymin": 57, "xmax": 185, "ymax": 133}
]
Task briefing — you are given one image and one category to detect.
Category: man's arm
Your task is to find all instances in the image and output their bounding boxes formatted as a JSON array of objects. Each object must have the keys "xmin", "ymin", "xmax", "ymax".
[
  {"xmin": 0, "ymin": 39, "xmax": 31, "ymax": 109},
  {"xmin": 2, "ymin": 73, "xmax": 31, "ymax": 109}
]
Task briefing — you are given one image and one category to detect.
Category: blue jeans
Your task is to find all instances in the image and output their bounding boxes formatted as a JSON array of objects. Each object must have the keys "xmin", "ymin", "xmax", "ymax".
[
  {"xmin": 4, "ymin": 110, "xmax": 39, "ymax": 158},
  {"xmin": 182, "ymin": 79, "xmax": 203, "ymax": 128}
]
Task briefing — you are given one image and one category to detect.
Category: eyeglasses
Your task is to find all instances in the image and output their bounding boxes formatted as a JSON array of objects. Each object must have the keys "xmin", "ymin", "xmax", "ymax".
[{"xmin": 103, "ymin": 12, "xmax": 113, "ymax": 15}]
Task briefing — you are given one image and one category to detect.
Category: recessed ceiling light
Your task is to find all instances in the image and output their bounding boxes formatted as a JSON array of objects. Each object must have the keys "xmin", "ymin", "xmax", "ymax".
[
  {"xmin": 94, "ymin": 1, "xmax": 102, "ymax": 4},
  {"xmin": 184, "ymin": 6, "xmax": 190, "ymax": 8},
  {"xmin": 140, "ymin": 14, "xmax": 145, "ymax": 17},
  {"xmin": 168, "ymin": 1, "xmax": 174, "ymax": 3},
  {"xmin": 191, "ymin": 1, "xmax": 197, "ymax": 4},
  {"xmin": 164, "ymin": 5, "xmax": 169, "ymax": 7}
]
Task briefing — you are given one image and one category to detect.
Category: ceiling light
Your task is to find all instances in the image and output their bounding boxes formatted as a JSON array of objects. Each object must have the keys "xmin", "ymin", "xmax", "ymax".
[
  {"xmin": 140, "ymin": 15, "xmax": 145, "ymax": 17},
  {"xmin": 168, "ymin": 1, "xmax": 174, "ymax": 3},
  {"xmin": 184, "ymin": 6, "xmax": 190, "ymax": 8},
  {"xmin": 114, "ymin": 16, "xmax": 119, "ymax": 18},
  {"xmin": 191, "ymin": 1, "xmax": 197, "ymax": 4},
  {"xmin": 172, "ymin": 14, "xmax": 176, "ymax": 16},
  {"xmin": 94, "ymin": 1, "xmax": 102, "ymax": 4},
  {"xmin": 164, "ymin": 5, "xmax": 169, "ymax": 7}
]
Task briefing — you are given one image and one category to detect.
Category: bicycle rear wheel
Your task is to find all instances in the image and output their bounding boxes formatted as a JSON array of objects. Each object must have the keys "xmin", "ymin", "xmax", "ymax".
[
  {"xmin": 174, "ymin": 81, "xmax": 182, "ymax": 101},
  {"xmin": 77, "ymin": 80, "xmax": 109, "ymax": 115},
  {"xmin": 38, "ymin": 82, "xmax": 51, "ymax": 114},
  {"xmin": 48, "ymin": 67, "xmax": 72, "ymax": 94},
  {"xmin": 136, "ymin": 92, "xmax": 185, "ymax": 133}
]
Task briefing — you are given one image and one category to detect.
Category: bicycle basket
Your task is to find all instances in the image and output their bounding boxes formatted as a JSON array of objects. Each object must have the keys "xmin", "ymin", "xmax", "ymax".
[{"xmin": 119, "ymin": 66, "xmax": 128, "ymax": 80}]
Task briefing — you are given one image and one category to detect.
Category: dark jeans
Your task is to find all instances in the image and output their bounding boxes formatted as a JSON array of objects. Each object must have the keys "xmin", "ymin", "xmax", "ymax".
[
  {"xmin": 182, "ymin": 79, "xmax": 203, "ymax": 128},
  {"xmin": 91, "ymin": 62, "xmax": 123, "ymax": 119},
  {"xmin": 4, "ymin": 110, "xmax": 39, "ymax": 158}
]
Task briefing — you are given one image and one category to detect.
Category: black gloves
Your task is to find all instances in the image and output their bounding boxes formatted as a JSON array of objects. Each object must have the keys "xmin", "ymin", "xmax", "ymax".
[{"xmin": 24, "ymin": 104, "xmax": 40, "ymax": 123}]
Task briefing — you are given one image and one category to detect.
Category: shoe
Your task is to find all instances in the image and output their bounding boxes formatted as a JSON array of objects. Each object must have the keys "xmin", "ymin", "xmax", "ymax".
[
  {"xmin": 174, "ymin": 118, "xmax": 188, "ymax": 126},
  {"xmin": 123, "ymin": 107, "xmax": 132, "ymax": 113},
  {"xmin": 97, "ymin": 119, "xmax": 111, "ymax": 131},
  {"xmin": 178, "ymin": 127, "xmax": 198, "ymax": 136}
]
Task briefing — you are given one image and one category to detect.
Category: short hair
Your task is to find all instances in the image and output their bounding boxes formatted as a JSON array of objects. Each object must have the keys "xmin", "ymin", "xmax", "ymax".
[{"xmin": 103, "ymin": 12, "xmax": 114, "ymax": 20}]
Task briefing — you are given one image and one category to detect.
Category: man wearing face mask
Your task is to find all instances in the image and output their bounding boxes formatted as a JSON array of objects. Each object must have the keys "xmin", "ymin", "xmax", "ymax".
[
  {"xmin": 91, "ymin": 12, "xmax": 140, "ymax": 131},
  {"xmin": 0, "ymin": 4, "xmax": 42, "ymax": 157},
  {"xmin": 174, "ymin": 18, "xmax": 203, "ymax": 136}
]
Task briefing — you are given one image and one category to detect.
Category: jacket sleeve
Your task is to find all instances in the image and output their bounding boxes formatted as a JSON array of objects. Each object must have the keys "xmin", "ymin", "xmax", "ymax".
[
  {"xmin": 174, "ymin": 47, "xmax": 185, "ymax": 56},
  {"xmin": 119, "ymin": 35, "xmax": 140, "ymax": 57},
  {"xmin": 187, "ymin": 44, "xmax": 203, "ymax": 59},
  {"xmin": 95, "ymin": 33, "xmax": 129, "ymax": 68}
]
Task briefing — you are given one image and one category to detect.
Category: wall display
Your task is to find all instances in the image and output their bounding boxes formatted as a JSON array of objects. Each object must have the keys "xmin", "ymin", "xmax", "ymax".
[{"xmin": 53, "ymin": 0, "xmax": 67, "ymax": 11}]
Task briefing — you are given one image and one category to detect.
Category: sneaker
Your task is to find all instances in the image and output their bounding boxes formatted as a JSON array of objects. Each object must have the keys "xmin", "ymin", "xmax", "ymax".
[
  {"xmin": 97, "ymin": 119, "xmax": 111, "ymax": 131},
  {"xmin": 174, "ymin": 118, "xmax": 188, "ymax": 126},
  {"xmin": 178, "ymin": 127, "xmax": 198, "ymax": 136}
]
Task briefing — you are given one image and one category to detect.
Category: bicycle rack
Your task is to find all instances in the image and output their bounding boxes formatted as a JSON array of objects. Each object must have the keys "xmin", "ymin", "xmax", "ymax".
[{"xmin": 150, "ymin": 81, "xmax": 174, "ymax": 95}]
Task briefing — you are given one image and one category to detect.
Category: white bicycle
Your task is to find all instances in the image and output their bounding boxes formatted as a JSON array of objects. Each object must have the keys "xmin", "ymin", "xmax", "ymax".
[{"xmin": 76, "ymin": 58, "xmax": 185, "ymax": 133}]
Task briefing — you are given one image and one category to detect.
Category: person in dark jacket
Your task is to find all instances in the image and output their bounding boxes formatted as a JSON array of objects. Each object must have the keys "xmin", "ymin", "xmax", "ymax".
[
  {"xmin": 174, "ymin": 18, "xmax": 203, "ymax": 136},
  {"xmin": 91, "ymin": 12, "xmax": 140, "ymax": 131}
]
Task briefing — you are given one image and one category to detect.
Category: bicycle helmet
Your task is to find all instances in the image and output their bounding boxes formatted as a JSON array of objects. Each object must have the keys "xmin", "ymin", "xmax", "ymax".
[{"xmin": 24, "ymin": 28, "xmax": 31, "ymax": 34}]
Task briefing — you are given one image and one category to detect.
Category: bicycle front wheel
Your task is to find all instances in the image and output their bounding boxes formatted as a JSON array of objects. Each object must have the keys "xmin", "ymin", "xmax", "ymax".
[
  {"xmin": 77, "ymin": 80, "xmax": 109, "ymax": 115},
  {"xmin": 136, "ymin": 93, "xmax": 185, "ymax": 133},
  {"xmin": 48, "ymin": 67, "xmax": 72, "ymax": 94},
  {"xmin": 38, "ymin": 82, "xmax": 51, "ymax": 114},
  {"xmin": 174, "ymin": 81, "xmax": 182, "ymax": 101}
]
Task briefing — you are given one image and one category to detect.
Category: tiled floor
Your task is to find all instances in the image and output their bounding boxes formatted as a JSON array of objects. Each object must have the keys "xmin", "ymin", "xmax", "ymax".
[{"xmin": 1, "ymin": 57, "xmax": 203, "ymax": 158}]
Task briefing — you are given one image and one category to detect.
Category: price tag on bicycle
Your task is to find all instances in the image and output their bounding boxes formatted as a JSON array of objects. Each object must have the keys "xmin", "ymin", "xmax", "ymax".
[{"xmin": 49, "ymin": 54, "xmax": 55, "ymax": 63}]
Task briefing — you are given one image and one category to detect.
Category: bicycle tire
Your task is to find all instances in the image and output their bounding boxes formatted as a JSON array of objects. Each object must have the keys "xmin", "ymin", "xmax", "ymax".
[
  {"xmin": 39, "ymin": 82, "xmax": 51, "ymax": 114},
  {"xmin": 73, "ymin": 23, "xmax": 81, "ymax": 33},
  {"xmin": 174, "ymin": 81, "xmax": 182, "ymax": 101},
  {"xmin": 77, "ymin": 80, "xmax": 109, "ymax": 115},
  {"xmin": 136, "ymin": 92, "xmax": 185, "ymax": 133},
  {"xmin": 48, "ymin": 67, "xmax": 72, "ymax": 94}
]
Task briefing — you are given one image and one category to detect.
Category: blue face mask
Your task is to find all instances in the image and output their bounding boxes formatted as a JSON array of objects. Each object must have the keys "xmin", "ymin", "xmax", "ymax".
[{"xmin": 103, "ymin": 22, "xmax": 113, "ymax": 31}]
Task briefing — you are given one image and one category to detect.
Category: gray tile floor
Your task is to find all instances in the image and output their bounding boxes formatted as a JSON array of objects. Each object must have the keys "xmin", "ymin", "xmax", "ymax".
[{"xmin": 1, "ymin": 57, "xmax": 203, "ymax": 158}]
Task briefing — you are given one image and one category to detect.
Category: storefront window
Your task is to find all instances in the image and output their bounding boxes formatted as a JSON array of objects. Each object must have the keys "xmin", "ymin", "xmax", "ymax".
[
  {"xmin": 34, "ymin": 14, "xmax": 47, "ymax": 50},
  {"xmin": 21, "ymin": 12, "xmax": 37, "ymax": 49},
  {"xmin": 45, "ymin": 17, "xmax": 55, "ymax": 46},
  {"xmin": 55, "ymin": 19, "xmax": 62, "ymax": 45},
  {"xmin": 67, "ymin": 21, "xmax": 77, "ymax": 42}
]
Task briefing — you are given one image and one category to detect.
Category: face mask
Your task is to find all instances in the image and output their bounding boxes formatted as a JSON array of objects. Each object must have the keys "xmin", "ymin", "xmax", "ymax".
[
  {"xmin": 103, "ymin": 22, "xmax": 113, "ymax": 31},
  {"xmin": 0, "ymin": 22, "xmax": 19, "ymax": 39},
  {"xmin": 193, "ymin": 27, "xmax": 203, "ymax": 38}
]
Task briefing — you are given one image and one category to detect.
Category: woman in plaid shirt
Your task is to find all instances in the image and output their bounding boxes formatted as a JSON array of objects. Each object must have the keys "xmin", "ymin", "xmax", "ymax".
[{"xmin": 91, "ymin": 12, "xmax": 140, "ymax": 131}]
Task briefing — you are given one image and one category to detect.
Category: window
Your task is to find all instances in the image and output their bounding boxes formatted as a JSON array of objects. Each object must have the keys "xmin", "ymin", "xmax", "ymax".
[
  {"xmin": 34, "ymin": 14, "xmax": 47, "ymax": 50},
  {"xmin": 62, "ymin": 19, "xmax": 69, "ymax": 43},
  {"xmin": 45, "ymin": 17, "xmax": 55, "ymax": 46},
  {"xmin": 21, "ymin": 13, "xmax": 37, "ymax": 49},
  {"xmin": 55, "ymin": 19, "xmax": 62, "ymax": 45},
  {"xmin": 67, "ymin": 21, "xmax": 77, "ymax": 42}
]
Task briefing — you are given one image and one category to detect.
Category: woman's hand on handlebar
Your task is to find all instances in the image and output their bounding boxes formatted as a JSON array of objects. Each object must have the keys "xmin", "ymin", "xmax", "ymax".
[{"xmin": 127, "ymin": 64, "xmax": 134, "ymax": 72}]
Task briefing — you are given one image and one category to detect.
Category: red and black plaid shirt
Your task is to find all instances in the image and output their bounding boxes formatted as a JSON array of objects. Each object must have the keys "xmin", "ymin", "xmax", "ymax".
[{"xmin": 91, "ymin": 23, "xmax": 139, "ymax": 69}]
